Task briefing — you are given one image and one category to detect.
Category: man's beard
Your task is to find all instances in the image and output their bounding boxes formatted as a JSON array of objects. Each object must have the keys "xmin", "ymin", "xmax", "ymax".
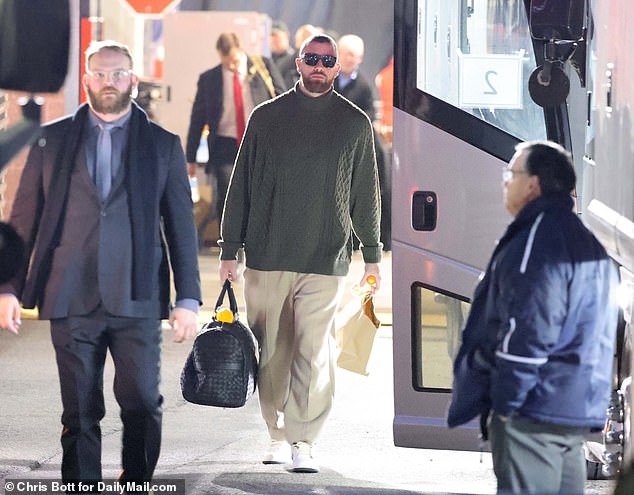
[
  {"xmin": 86, "ymin": 85, "xmax": 133, "ymax": 114},
  {"xmin": 301, "ymin": 73, "xmax": 334, "ymax": 94}
]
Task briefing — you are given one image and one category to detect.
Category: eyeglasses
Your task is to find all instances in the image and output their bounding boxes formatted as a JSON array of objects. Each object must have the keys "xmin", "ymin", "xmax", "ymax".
[
  {"xmin": 301, "ymin": 53, "xmax": 338, "ymax": 68},
  {"xmin": 502, "ymin": 168, "xmax": 529, "ymax": 182},
  {"xmin": 87, "ymin": 69, "xmax": 132, "ymax": 83}
]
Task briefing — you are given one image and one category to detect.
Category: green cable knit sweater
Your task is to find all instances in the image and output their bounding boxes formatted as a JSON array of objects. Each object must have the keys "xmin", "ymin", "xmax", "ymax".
[{"xmin": 219, "ymin": 84, "xmax": 382, "ymax": 276}]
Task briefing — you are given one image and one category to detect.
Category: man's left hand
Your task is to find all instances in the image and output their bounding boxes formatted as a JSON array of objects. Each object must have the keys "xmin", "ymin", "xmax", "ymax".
[
  {"xmin": 169, "ymin": 307, "xmax": 198, "ymax": 343},
  {"xmin": 360, "ymin": 263, "xmax": 381, "ymax": 292}
]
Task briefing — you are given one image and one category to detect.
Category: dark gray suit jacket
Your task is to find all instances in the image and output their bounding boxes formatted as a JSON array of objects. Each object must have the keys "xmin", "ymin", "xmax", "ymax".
[{"xmin": 3, "ymin": 104, "xmax": 201, "ymax": 320}]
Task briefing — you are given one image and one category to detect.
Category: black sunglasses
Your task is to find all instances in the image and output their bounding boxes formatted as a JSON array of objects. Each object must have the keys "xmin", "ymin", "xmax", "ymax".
[{"xmin": 301, "ymin": 53, "xmax": 337, "ymax": 68}]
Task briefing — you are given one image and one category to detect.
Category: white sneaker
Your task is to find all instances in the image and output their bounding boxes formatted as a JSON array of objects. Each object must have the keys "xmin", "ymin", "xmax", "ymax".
[
  {"xmin": 291, "ymin": 441, "xmax": 319, "ymax": 473},
  {"xmin": 262, "ymin": 439, "xmax": 291, "ymax": 464}
]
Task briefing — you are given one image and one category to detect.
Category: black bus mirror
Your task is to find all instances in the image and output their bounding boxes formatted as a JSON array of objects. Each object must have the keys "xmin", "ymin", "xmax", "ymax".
[{"xmin": 529, "ymin": 0, "xmax": 585, "ymax": 42}]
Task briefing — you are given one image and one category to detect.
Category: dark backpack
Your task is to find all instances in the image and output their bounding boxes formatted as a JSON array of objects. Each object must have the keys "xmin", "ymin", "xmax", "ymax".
[{"xmin": 181, "ymin": 280, "xmax": 259, "ymax": 408}]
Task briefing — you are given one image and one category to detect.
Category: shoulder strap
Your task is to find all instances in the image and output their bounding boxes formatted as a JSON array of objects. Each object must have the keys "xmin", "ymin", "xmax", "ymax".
[{"xmin": 249, "ymin": 55, "xmax": 276, "ymax": 98}]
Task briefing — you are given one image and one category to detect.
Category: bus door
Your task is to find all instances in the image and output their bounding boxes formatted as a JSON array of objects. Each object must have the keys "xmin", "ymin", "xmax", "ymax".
[{"xmin": 392, "ymin": 0, "xmax": 547, "ymax": 450}]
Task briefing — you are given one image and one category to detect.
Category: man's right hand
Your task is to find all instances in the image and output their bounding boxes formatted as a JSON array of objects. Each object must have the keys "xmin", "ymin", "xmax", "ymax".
[
  {"xmin": 187, "ymin": 162, "xmax": 197, "ymax": 177},
  {"xmin": 0, "ymin": 294, "xmax": 22, "ymax": 335},
  {"xmin": 219, "ymin": 259, "xmax": 239, "ymax": 283}
]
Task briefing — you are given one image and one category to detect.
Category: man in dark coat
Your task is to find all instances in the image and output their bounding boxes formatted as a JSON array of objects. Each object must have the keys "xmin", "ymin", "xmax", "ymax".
[
  {"xmin": 185, "ymin": 32, "xmax": 285, "ymax": 249},
  {"xmin": 0, "ymin": 40, "xmax": 201, "ymax": 490},
  {"xmin": 333, "ymin": 34, "xmax": 376, "ymax": 120}
]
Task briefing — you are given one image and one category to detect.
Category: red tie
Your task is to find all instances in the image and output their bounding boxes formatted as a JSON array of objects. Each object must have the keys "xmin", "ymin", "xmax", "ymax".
[{"xmin": 233, "ymin": 70, "xmax": 246, "ymax": 145}]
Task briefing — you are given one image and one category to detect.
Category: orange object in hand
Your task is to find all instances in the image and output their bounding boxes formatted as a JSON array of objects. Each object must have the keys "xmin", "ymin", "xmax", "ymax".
[{"xmin": 366, "ymin": 275, "xmax": 377, "ymax": 286}]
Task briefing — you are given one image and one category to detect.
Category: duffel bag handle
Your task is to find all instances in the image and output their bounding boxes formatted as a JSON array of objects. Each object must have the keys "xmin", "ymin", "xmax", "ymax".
[{"xmin": 215, "ymin": 279, "xmax": 239, "ymax": 316}]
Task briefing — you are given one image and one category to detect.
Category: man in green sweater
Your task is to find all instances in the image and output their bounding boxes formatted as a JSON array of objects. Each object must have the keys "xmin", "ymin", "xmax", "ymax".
[{"xmin": 219, "ymin": 34, "xmax": 382, "ymax": 473}]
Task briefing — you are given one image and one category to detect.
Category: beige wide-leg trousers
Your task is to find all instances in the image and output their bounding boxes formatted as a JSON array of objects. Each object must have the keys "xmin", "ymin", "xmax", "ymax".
[{"xmin": 243, "ymin": 268, "xmax": 346, "ymax": 445}]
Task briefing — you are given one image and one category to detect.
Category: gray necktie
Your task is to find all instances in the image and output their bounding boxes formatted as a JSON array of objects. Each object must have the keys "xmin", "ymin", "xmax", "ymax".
[{"xmin": 96, "ymin": 123, "xmax": 115, "ymax": 200}]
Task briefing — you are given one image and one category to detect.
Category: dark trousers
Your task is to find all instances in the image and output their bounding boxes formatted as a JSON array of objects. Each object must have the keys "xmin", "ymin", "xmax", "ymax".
[
  {"xmin": 198, "ymin": 136, "xmax": 237, "ymax": 248},
  {"xmin": 50, "ymin": 309, "xmax": 163, "ymax": 485},
  {"xmin": 198, "ymin": 162, "xmax": 233, "ymax": 247}
]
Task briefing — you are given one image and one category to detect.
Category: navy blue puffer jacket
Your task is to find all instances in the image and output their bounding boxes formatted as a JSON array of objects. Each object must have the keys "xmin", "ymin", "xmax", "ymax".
[{"xmin": 448, "ymin": 193, "xmax": 618, "ymax": 429}]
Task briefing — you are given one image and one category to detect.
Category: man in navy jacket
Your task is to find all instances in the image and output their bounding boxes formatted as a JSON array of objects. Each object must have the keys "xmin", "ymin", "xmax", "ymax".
[{"xmin": 448, "ymin": 141, "xmax": 619, "ymax": 494}]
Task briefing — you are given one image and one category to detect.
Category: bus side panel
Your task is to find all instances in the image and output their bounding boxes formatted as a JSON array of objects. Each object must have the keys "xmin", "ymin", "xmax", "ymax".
[
  {"xmin": 392, "ymin": 242, "xmax": 481, "ymax": 450},
  {"xmin": 589, "ymin": 0, "xmax": 634, "ymax": 274},
  {"xmin": 392, "ymin": 108, "xmax": 509, "ymax": 450},
  {"xmin": 391, "ymin": 111, "xmax": 511, "ymax": 271},
  {"xmin": 588, "ymin": 0, "xmax": 634, "ymax": 468}
]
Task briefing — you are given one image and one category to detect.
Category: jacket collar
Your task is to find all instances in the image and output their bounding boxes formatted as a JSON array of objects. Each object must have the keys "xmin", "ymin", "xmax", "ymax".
[
  {"xmin": 491, "ymin": 192, "xmax": 573, "ymax": 262},
  {"xmin": 514, "ymin": 193, "xmax": 574, "ymax": 226}
]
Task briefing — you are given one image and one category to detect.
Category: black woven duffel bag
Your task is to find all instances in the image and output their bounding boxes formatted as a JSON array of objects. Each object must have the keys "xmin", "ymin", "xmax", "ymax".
[{"xmin": 181, "ymin": 280, "xmax": 259, "ymax": 407}]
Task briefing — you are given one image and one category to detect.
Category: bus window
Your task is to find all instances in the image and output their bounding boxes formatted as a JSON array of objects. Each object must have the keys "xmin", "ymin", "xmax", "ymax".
[
  {"xmin": 417, "ymin": 0, "xmax": 546, "ymax": 141},
  {"xmin": 413, "ymin": 284, "xmax": 471, "ymax": 391}
]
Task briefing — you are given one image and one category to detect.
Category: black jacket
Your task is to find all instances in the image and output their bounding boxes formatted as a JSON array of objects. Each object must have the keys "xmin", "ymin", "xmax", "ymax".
[
  {"xmin": 185, "ymin": 55, "xmax": 285, "ymax": 167},
  {"xmin": 334, "ymin": 70, "xmax": 376, "ymax": 121}
]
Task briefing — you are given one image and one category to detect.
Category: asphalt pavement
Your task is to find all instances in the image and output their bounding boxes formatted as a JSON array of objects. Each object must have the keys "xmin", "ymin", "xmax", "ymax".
[{"xmin": 0, "ymin": 252, "xmax": 616, "ymax": 495}]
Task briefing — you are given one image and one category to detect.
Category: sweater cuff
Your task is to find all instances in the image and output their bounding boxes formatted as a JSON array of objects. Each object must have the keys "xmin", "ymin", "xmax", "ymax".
[
  {"xmin": 360, "ymin": 244, "xmax": 383, "ymax": 264},
  {"xmin": 218, "ymin": 240, "xmax": 242, "ymax": 260},
  {"xmin": 0, "ymin": 284, "xmax": 17, "ymax": 296}
]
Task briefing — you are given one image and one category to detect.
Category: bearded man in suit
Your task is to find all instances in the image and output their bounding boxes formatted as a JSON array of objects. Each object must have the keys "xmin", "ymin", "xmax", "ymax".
[{"xmin": 0, "ymin": 40, "xmax": 201, "ymax": 491}]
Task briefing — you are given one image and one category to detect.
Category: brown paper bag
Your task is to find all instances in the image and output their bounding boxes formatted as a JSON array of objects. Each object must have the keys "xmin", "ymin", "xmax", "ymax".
[{"xmin": 335, "ymin": 295, "xmax": 381, "ymax": 375}]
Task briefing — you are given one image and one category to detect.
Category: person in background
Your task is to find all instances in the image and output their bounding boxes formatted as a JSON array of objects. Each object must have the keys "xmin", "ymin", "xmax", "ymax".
[
  {"xmin": 334, "ymin": 34, "xmax": 376, "ymax": 120},
  {"xmin": 0, "ymin": 40, "xmax": 201, "ymax": 491},
  {"xmin": 447, "ymin": 141, "xmax": 619, "ymax": 494},
  {"xmin": 185, "ymin": 32, "xmax": 285, "ymax": 251},
  {"xmin": 218, "ymin": 34, "xmax": 382, "ymax": 474},
  {"xmin": 335, "ymin": 34, "xmax": 391, "ymax": 250},
  {"xmin": 294, "ymin": 23, "xmax": 321, "ymax": 52},
  {"xmin": 269, "ymin": 20, "xmax": 296, "ymax": 90}
]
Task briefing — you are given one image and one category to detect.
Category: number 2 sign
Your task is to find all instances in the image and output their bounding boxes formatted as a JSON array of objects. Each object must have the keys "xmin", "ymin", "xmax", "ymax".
[{"xmin": 458, "ymin": 53, "xmax": 524, "ymax": 109}]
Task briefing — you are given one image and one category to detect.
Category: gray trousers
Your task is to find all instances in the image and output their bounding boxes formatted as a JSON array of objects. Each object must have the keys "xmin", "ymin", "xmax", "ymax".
[{"xmin": 489, "ymin": 413, "xmax": 588, "ymax": 494}]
